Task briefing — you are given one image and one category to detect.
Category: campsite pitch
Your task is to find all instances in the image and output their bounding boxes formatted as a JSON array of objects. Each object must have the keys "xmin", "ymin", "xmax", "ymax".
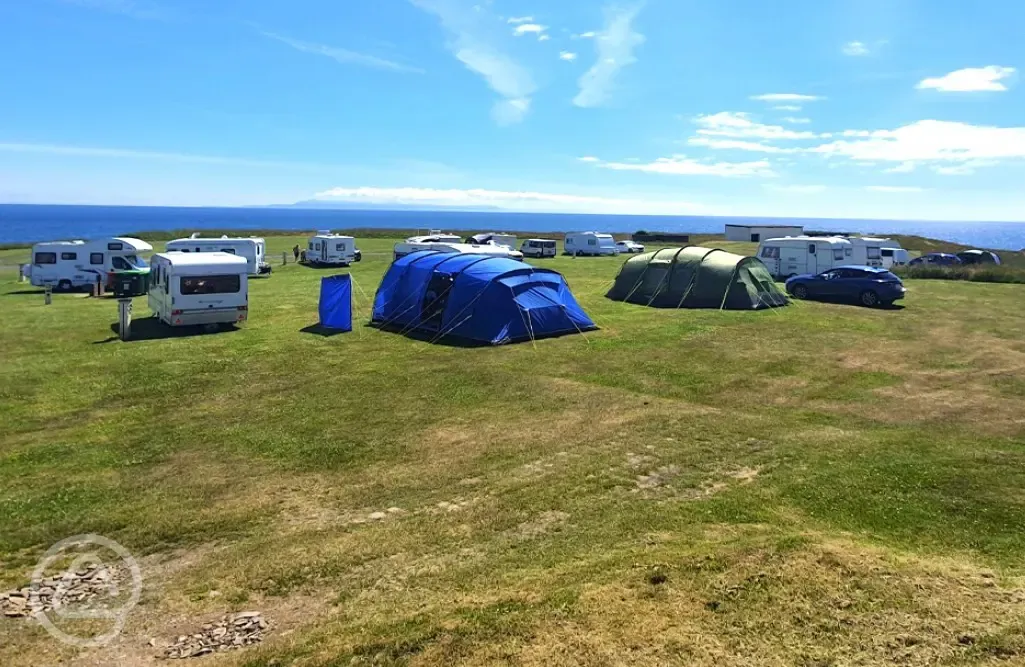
[{"xmin": 1, "ymin": 236, "xmax": 1025, "ymax": 666}]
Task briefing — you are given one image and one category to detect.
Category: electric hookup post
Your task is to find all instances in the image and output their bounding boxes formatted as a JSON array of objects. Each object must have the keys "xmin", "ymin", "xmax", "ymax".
[{"xmin": 118, "ymin": 298, "xmax": 133, "ymax": 341}]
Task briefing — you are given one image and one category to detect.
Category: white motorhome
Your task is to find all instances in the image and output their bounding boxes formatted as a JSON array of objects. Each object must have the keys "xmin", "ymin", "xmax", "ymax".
[
  {"xmin": 29, "ymin": 237, "xmax": 152, "ymax": 291},
  {"xmin": 393, "ymin": 239, "xmax": 524, "ymax": 261},
  {"xmin": 845, "ymin": 237, "xmax": 909, "ymax": 269},
  {"xmin": 165, "ymin": 234, "xmax": 270, "ymax": 275},
  {"xmin": 756, "ymin": 236, "xmax": 854, "ymax": 279},
  {"xmin": 307, "ymin": 231, "xmax": 357, "ymax": 266},
  {"xmin": 148, "ymin": 252, "xmax": 248, "ymax": 328},
  {"xmin": 465, "ymin": 233, "xmax": 518, "ymax": 249},
  {"xmin": 520, "ymin": 238, "xmax": 558, "ymax": 258},
  {"xmin": 564, "ymin": 232, "xmax": 618, "ymax": 256}
]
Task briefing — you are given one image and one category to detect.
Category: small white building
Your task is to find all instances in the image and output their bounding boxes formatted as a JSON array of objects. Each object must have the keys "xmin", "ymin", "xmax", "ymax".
[
  {"xmin": 166, "ymin": 234, "xmax": 269, "ymax": 275},
  {"xmin": 725, "ymin": 223, "xmax": 804, "ymax": 243},
  {"xmin": 148, "ymin": 252, "xmax": 249, "ymax": 328}
]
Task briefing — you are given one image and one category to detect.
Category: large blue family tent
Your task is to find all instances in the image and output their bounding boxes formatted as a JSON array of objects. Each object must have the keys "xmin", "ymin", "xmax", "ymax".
[
  {"xmin": 318, "ymin": 274, "xmax": 353, "ymax": 332},
  {"xmin": 372, "ymin": 251, "xmax": 596, "ymax": 345}
]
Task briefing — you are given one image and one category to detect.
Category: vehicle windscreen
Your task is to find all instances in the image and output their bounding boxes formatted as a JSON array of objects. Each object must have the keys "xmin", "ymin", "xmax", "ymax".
[
  {"xmin": 121, "ymin": 254, "xmax": 146, "ymax": 268},
  {"xmin": 180, "ymin": 274, "xmax": 241, "ymax": 295}
]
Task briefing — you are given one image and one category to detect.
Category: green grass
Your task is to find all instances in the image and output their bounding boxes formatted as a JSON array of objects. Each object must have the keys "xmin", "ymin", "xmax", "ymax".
[
  {"xmin": 893, "ymin": 264, "xmax": 1025, "ymax": 283},
  {"xmin": 2, "ymin": 235, "xmax": 1025, "ymax": 666}
]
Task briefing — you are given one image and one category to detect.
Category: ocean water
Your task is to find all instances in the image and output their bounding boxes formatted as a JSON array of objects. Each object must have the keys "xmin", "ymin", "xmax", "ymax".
[{"xmin": 1, "ymin": 204, "xmax": 1024, "ymax": 250}]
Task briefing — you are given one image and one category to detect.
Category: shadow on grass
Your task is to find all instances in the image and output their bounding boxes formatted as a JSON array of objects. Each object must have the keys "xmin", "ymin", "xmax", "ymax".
[
  {"xmin": 366, "ymin": 322, "xmax": 592, "ymax": 348},
  {"xmin": 300, "ymin": 262, "xmax": 352, "ymax": 271},
  {"xmin": 3, "ymin": 289, "xmax": 47, "ymax": 295},
  {"xmin": 300, "ymin": 323, "xmax": 351, "ymax": 337},
  {"xmin": 94, "ymin": 318, "xmax": 241, "ymax": 344},
  {"xmin": 792, "ymin": 296, "xmax": 907, "ymax": 311}
]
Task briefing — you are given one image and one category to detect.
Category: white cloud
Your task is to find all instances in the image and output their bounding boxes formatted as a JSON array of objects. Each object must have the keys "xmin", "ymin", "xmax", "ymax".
[
  {"xmin": 781, "ymin": 116, "xmax": 811, "ymax": 124},
  {"xmin": 507, "ymin": 16, "xmax": 534, "ymax": 24},
  {"xmin": 931, "ymin": 160, "xmax": 996, "ymax": 176},
  {"xmin": 694, "ymin": 112, "xmax": 819, "ymax": 140},
  {"xmin": 811, "ymin": 119, "xmax": 1025, "ymax": 165},
  {"xmin": 513, "ymin": 23, "xmax": 548, "ymax": 39},
  {"xmin": 576, "ymin": 31, "xmax": 597, "ymax": 39},
  {"xmin": 884, "ymin": 162, "xmax": 916, "ymax": 173},
  {"xmin": 538, "ymin": 34, "xmax": 550, "ymax": 41},
  {"xmin": 587, "ymin": 155, "xmax": 775, "ymax": 177},
  {"xmin": 916, "ymin": 66, "xmax": 1016, "ymax": 92},
  {"xmin": 687, "ymin": 137, "xmax": 799, "ymax": 153},
  {"xmin": 411, "ymin": 0, "xmax": 536, "ymax": 125},
  {"xmin": 577, "ymin": 156, "xmax": 599, "ymax": 162},
  {"xmin": 312, "ymin": 186, "xmax": 708, "ymax": 214},
  {"xmin": 764, "ymin": 184, "xmax": 827, "ymax": 194},
  {"xmin": 750, "ymin": 93, "xmax": 824, "ymax": 102},
  {"xmin": 773, "ymin": 105, "xmax": 802, "ymax": 111},
  {"xmin": 573, "ymin": 4, "xmax": 645, "ymax": 108},
  {"xmin": 842, "ymin": 41, "xmax": 869, "ymax": 56},
  {"xmin": 866, "ymin": 186, "xmax": 925, "ymax": 193},
  {"xmin": 559, "ymin": 51, "xmax": 578, "ymax": 62},
  {"xmin": 259, "ymin": 31, "xmax": 424, "ymax": 74}
]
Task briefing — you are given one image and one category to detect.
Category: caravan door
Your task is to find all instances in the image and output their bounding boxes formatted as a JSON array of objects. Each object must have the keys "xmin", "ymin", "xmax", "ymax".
[
  {"xmin": 807, "ymin": 242, "xmax": 819, "ymax": 274},
  {"xmin": 320, "ymin": 241, "xmax": 329, "ymax": 264}
]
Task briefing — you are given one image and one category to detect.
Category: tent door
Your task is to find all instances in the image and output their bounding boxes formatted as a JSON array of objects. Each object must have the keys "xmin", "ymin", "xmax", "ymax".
[{"xmin": 420, "ymin": 274, "xmax": 454, "ymax": 331}]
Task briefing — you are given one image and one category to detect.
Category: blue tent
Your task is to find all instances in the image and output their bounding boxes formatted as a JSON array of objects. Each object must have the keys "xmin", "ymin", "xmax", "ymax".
[
  {"xmin": 319, "ymin": 274, "xmax": 352, "ymax": 332},
  {"xmin": 372, "ymin": 251, "xmax": 596, "ymax": 345}
]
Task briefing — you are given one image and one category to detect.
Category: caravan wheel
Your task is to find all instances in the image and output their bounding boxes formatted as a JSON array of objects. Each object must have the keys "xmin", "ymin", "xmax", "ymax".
[{"xmin": 57, "ymin": 279, "xmax": 73, "ymax": 292}]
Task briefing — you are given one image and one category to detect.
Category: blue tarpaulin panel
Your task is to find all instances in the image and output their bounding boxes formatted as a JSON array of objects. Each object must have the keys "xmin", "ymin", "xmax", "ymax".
[{"xmin": 319, "ymin": 274, "xmax": 352, "ymax": 332}]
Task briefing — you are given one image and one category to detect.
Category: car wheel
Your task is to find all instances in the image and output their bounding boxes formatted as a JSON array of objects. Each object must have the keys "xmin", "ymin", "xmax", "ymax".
[
  {"xmin": 860, "ymin": 290, "xmax": 880, "ymax": 307},
  {"xmin": 57, "ymin": 279, "xmax": 73, "ymax": 292},
  {"xmin": 790, "ymin": 284, "xmax": 809, "ymax": 299}
]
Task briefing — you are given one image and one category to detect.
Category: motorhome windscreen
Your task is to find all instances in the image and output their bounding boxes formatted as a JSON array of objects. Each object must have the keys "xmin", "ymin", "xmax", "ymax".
[{"xmin": 180, "ymin": 275, "xmax": 241, "ymax": 295}]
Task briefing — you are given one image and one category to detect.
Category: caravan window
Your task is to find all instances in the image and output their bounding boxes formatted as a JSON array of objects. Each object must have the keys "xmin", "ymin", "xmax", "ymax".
[
  {"xmin": 61, "ymin": 252, "xmax": 78, "ymax": 261},
  {"xmin": 180, "ymin": 274, "xmax": 241, "ymax": 295},
  {"xmin": 34, "ymin": 252, "xmax": 57, "ymax": 264},
  {"xmin": 90, "ymin": 253, "xmax": 104, "ymax": 264},
  {"xmin": 844, "ymin": 247, "xmax": 852, "ymax": 257},
  {"xmin": 107, "ymin": 242, "xmax": 123, "ymax": 251},
  {"xmin": 760, "ymin": 246, "xmax": 780, "ymax": 259},
  {"xmin": 587, "ymin": 238, "xmax": 597, "ymax": 246},
  {"xmin": 221, "ymin": 248, "xmax": 236, "ymax": 254},
  {"xmin": 833, "ymin": 248, "xmax": 844, "ymax": 260},
  {"xmin": 867, "ymin": 247, "xmax": 882, "ymax": 260},
  {"xmin": 808, "ymin": 244, "xmax": 816, "ymax": 255},
  {"xmin": 336, "ymin": 243, "xmax": 345, "ymax": 251}
]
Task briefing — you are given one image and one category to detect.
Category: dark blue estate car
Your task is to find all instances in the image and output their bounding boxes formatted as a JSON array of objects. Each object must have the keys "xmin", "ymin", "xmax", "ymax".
[{"xmin": 785, "ymin": 266, "xmax": 906, "ymax": 307}]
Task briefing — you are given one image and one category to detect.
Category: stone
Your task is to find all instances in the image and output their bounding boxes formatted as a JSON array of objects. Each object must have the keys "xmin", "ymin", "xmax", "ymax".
[{"xmin": 367, "ymin": 512, "xmax": 387, "ymax": 521}]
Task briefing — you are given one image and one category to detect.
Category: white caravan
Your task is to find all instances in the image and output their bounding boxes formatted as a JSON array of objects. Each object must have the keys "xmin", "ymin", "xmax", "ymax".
[
  {"xmin": 307, "ymin": 231, "xmax": 357, "ymax": 266},
  {"xmin": 845, "ymin": 237, "xmax": 909, "ymax": 269},
  {"xmin": 756, "ymin": 236, "xmax": 854, "ymax": 279},
  {"xmin": 29, "ymin": 237, "xmax": 152, "ymax": 291},
  {"xmin": 564, "ymin": 232, "xmax": 618, "ymax": 256},
  {"xmin": 148, "ymin": 252, "xmax": 248, "ymax": 328},
  {"xmin": 520, "ymin": 238, "xmax": 558, "ymax": 258},
  {"xmin": 393, "ymin": 238, "xmax": 524, "ymax": 261},
  {"xmin": 165, "ymin": 234, "xmax": 270, "ymax": 275}
]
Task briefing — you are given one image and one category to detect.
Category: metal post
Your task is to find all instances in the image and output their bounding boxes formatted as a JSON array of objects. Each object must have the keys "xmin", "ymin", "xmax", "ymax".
[
  {"xmin": 44, "ymin": 285, "xmax": 52, "ymax": 305},
  {"xmin": 118, "ymin": 298, "xmax": 133, "ymax": 341},
  {"xmin": 282, "ymin": 251, "xmax": 287, "ymax": 265},
  {"xmin": 18, "ymin": 264, "xmax": 27, "ymax": 283}
]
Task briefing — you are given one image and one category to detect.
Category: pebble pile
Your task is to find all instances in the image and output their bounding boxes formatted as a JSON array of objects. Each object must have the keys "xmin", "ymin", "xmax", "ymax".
[
  {"xmin": 163, "ymin": 612, "xmax": 268, "ymax": 659},
  {"xmin": 1, "ymin": 562, "xmax": 124, "ymax": 618}
]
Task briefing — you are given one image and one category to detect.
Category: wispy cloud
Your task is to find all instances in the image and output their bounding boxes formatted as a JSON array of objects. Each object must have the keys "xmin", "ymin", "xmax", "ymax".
[
  {"xmin": 559, "ymin": 51, "xmax": 578, "ymax": 62},
  {"xmin": 58, "ymin": 0, "xmax": 168, "ymax": 20},
  {"xmin": 842, "ymin": 41, "xmax": 869, "ymax": 56},
  {"xmin": 507, "ymin": 16, "xmax": 534, "ymax": 24},
  {"xmin": 773, "ymin": 105, "xmax": 802, "ymax": 111},
  {"xmin": 411, "ymin": 0, "xmax": 536, "ymax": 125},
  {"xmin": 577, "ymin": 156, "xmax": 600, "ymax": 162},
  {"xmin": 764, "ymin": 184, "xmax": 827, "ymax": 194},
  {"xmin": 687, "ymin": 137, "xmax": 800, "ymax": 153},
  {"xmin": 512, "ymin": 23, "xmax": 548, "ymax": 40},
  {"xmin": 866, "ymin": 185, "xmax": 925, "ymax": 193},
  {"xmin": 575, "ymin": 31, "xmax": 597, "ymax": 39},
  {"xmin": 916, "ymin": 66, "xmax": 1016, "ymax": 92},
  {"xmin": 260, "ymin": 30, "xmax": 424, "ymax": 74},
  {"xmin": 0, "ymin": 141, "xmax": 335, "ymax": 170},
  {"xmin": 781, "ymin": 116, "xmax": 811, "ymax": 124},
  {"xmin": 583, "ymin": 154, "xmax": 775, "ymax": 177},
  {"xmin": 573, "ymin": 4, "xmax": 645, "ymax": 108},
  {"xmin": 750, "ymin": 93, "xmax": 824, "ymax": 102},
  {"xmin": 694, "ymin": 112, "xmax": 820, "ymax": 140}
]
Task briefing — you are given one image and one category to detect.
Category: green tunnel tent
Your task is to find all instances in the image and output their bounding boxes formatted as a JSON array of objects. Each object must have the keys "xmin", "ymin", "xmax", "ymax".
[{"xmin": 606, "ymin": 246, "xmax": 789, "ymax": 310}]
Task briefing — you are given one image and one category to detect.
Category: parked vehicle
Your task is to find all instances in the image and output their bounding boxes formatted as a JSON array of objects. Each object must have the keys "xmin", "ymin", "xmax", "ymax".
[
  {"xmin": 307, "ymin": 231, "xmax": 358, "ymax": 267},
  {"xmin": 465, "ymin": 233, "xmax": 518, "ymax": 249},
  {"xmin": 957, "ymin": 249, "xmax": 1002, "ymax": 265},
  {"xmin": 29, "ymin": 237, "xmax": 152, "ymax": 291},
  {"xmin": 564, "ymin": 232, "xmax": 618, "ymax": 256},
  {"xmin": 785, "ymin": 265, "xmax": 906, "ymax": 307},
  {"xmin": 148, "ymin": 252, "xmax": 249, "ymax": 328},
  {"xmin": 615, "ymin": 240, "xmax": 645, "ymax": 254},
  {"xmin": 393, "ymin": 239, "xmax": 523, "ymax": 261},
  {"xmin": 520, "ymin": 238, "xmax": 558, "ymax": 258},
  {"xmin": 845, "ymin": 237, "xmax": 908, "ymax": 268},
  {"xmin": 166, "ymin": 234, "xmax": 270, "ymax": 275},
  {"xmin": 909, "ymin": 253, "xmax": 962, "ymax": 266},
  {"xmin": 756, "ymin": 236, "xmax": 853, "ymax": 279}
]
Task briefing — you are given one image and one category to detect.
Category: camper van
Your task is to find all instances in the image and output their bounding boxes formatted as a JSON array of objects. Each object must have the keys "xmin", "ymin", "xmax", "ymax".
[
  {"xmin": 520, "ymin": 238, "xmax": 558, "ymax": 258},
  {"xmin": 845, "ymin": 237, "xmax": 909, "ymax": 269},
  {"xmin": 756, "ymin": 236, "xmax": 854, "ymax": 280},
  {"xmin": 165, "ymin": 235, "xmax": 270, "ymax": 275},
  {"xmin": 307, "ymin": 232, "xmax": 358, "ymax": 267},
  {"xmin": 393, "ymin": 238, "xmax": 524, "ymax": 261},
  {"xmin": 29, "ymin": 237, "xmax": 152, "ymax": 291},
  {"xmin": 564, "ymin": 232, "xmax": 618, "ymax": 256},
  {"xmin": 465, "ymin": 233, "xmax": 518, "ymax": 249},
  {"xmin": 148, "ymin": 252, "xmax": 248, "ymax": 328}
]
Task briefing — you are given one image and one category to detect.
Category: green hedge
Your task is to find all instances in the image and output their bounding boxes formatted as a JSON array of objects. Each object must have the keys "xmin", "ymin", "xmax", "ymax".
[{"xmin": 894, "ymin": 265, "xmax": 1025, "ymax": 284}]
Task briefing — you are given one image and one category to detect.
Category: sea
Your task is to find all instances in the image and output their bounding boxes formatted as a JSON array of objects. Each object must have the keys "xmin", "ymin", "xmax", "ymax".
[{"xmin": 2, "ymin": 204, "xmax": 1024, "ymax": 250}]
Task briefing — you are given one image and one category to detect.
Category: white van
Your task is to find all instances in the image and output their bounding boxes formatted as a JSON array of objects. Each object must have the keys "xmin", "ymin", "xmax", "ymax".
[
  {"xmin": 845, "ymin": 237, "xmax": 909, "ymax": 269},
  {"xmin": 564, "ymin": 232, "xmax": 618, "ymax": 256},
  {"xmin": 520, "ymin": 238, "xmax": 558, "ymax": 258},
  {"xmin": 166, "ymin": 235, "xmax": 270, "ymax": 275},
  {"xmin": 148, "ymin": 252, "xmax": 249, "ymax": 328},
  {"xmin": 307, "ymin": 232, "xmax": 357, "ymax": 266},
  {"xmin": 29, "ymin": 237, "xmax": 152, "ymax": 291},
  {"xmin": 756, "ymin": 236, "xmax": 853, "ymax": 279}
]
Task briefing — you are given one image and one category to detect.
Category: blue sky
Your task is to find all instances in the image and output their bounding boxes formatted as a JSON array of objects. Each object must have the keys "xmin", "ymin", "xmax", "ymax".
[{"xmin": 1, "ymin": 0, "xmax": 1024, "ymax": 221}]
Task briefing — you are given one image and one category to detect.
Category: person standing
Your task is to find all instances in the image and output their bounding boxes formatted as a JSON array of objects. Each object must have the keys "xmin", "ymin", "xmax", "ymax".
[{"xmin": 292, "ymin": 244, "xmax": 300, "ymax": 261}]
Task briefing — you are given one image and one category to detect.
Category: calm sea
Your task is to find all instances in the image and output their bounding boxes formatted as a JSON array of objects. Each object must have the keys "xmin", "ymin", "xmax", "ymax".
[{"xmin": 1, "ymin": 204, "xmax": 1024, "ymax": 250}]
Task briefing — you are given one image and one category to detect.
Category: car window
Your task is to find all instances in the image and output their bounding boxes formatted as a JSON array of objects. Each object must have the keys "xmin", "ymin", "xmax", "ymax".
[{"xmin": 820, "ymin": 270, "xmax": 835, "ymax": 280}]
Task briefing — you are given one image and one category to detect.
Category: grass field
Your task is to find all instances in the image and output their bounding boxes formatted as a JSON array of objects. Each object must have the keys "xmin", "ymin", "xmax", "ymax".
[{"xmin": 2, "ymin": 235, "xmax": 1025, "ymax": 666}]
